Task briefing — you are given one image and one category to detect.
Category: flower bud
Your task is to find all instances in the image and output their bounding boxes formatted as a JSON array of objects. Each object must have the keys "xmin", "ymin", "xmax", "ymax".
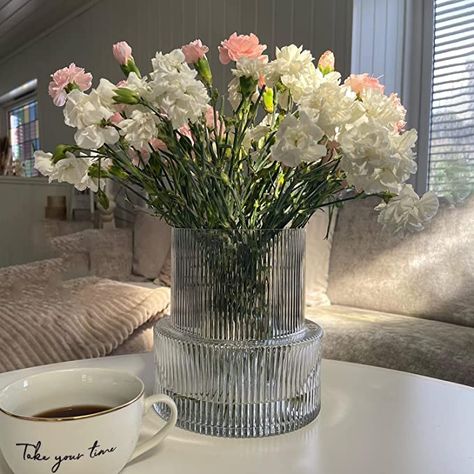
[
  {"xmin": 113, "ymin": 41, "xmax": 132, "ymax": 65},
  {"xmin": 195, "ymin": 57, "xmax": 213, "ymax": 86},
  {"xmin": 113, "ymin": 87, "xmax": 141, "ymax": 105},
  {"xmin": 263, "ymin": 87, "xmax": 274, "ymax": 113},
  {"xmin": 318, "ymin": 50, "xmax": 335, "ymax": 75},
  {"xmin": 113, "ymin": 41, "xmax": 141, "ymax": 77},
  {"xmin": 52, "ymin": 144, "xmax": 74, "ymax": 163},
  {"xmin": 182, "ymin": 40, "xmax": 209, "ymax": 64},
  {"xmin": 220, "ymin": 171, "xmax": 230, "ymax": 186},
  {"xmin": 121, "ymin": 59, "xmax": 141, "ymax": 78}
]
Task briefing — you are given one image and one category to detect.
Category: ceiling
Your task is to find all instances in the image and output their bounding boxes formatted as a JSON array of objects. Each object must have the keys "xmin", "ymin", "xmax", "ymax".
[{"xmin": 0, "ymin": 0, "xmax": 93, "ymax": 62}]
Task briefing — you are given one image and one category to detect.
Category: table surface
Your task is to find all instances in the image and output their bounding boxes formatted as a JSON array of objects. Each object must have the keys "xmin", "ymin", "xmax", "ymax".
[{"xmin": 0, "ymin": 353, "xmax": 473, "ymax": 474}]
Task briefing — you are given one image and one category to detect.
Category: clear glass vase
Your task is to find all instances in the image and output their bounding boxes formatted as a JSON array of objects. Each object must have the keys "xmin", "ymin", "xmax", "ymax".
[{"xmin": 154, "ymin": 228, "xmax": 323, "ymax": 437}]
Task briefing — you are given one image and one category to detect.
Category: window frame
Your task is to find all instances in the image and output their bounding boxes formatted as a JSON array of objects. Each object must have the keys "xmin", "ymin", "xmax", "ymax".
[
  {"xmin": 424, "ymin": 0, "xmax": 474, "ymax": 198},
  {"xmin": 3, "ymin": 91, "xmax": 40, "ymax": 176},
  {"xmin": 402, "ymin": 0, "xmax": 435, "ymax": 194}
]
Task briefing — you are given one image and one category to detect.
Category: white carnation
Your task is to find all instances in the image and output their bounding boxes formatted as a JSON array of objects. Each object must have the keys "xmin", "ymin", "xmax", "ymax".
[
  {"xmin": 48, "ymin": 152, "xmax": 97, "ymax": 192},
  {"xmin": 338, "ymin": 119, "xmax": 417, "ymax": 194},
  {"xmin": 267, "ymin": 45, "xmax": 318, "ymax": 103},
  {"xmin": 74, "ymin": 124, "xmax": 119, "ymax": 149},
  {"xmin": 124, "ymin": 72, "xmax": 151, "ymax": 97},
  {"xmin": 270, "ymin": 111, "xmax": 327, "ymax": 167},
  {"xmin": 95, "ymin": 78, "xmax": 117, "ymax": 108},
  {"xmin": 232, "ymin": 57, "xmax": 268, "ymax": 80},
  {"xmin": 34, "ymin": 151, "xmax": 54, "ymax": 176},
  {"xmin": 119, "ymin": 110, "xmax": 157, "ymax": 150},
  {"xmin": 149, "ymin": 49, "xmax": 209, "ymax": 128},
  {"xmin": 152, "ymin": 49, "xmax": 187, "ymax": 72},
  {"xmin": 360, "ymin": 88, "xmax": 407, "ymax": 132},
  {"xmin": 35, "ymin": 150, "xmax": 94, "ymax": 190},
  {"xmin": 300, "ymin": 81, "xmax": 363, "ymax": 139},
  {"xmin": 375, "ymin": 185, "xmax": 439, "ymax": 234},
  {"xmin": 63, "ymin": 87, "xmax": 120, "ymax": 149},
  {"xmin": 64, "ymin": 90, "xmax": 112, "ymax": 129}
]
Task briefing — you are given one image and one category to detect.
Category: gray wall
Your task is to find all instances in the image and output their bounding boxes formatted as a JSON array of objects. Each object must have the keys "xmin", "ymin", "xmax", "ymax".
[
  {"xmin": 0, "ymin": 0, "xmax": 353, "ymax": 152},
  {"xmin": 0, "ymin": 177, "xmax": 72, "ymax": 267}
]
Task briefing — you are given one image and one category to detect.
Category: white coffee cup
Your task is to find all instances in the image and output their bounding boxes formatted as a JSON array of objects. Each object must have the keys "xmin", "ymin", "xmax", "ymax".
[{"xmin": 0, "ymin": 368, "xmax": 177, "ymax": 474}]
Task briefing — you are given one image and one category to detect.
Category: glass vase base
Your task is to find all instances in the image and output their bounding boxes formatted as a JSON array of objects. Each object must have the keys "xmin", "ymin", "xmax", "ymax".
[{"xmin": 153, "ymin": 317, "xmax": 323, "ymax": 438}]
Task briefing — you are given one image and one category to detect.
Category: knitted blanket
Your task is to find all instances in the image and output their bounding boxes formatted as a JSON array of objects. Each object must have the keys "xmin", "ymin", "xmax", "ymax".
[{"xmin": 0, "ymin": 276, "xmax": 169, "ymax": 372}]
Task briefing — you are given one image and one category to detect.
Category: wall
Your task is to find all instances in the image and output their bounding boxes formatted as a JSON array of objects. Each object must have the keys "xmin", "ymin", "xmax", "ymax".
[
  {"xmin": 0, "ymin": 177, "xmax": 72, "ymax": 267},
  {"xmin": 0, "ymin": 0, "xmax": 353, "ymax": 152}
]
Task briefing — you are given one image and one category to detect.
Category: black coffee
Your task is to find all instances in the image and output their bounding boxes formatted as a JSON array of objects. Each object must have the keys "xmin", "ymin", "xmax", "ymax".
[{"xmin": 34, "ymin": 405, "xmax": 112, "ymax": 418}]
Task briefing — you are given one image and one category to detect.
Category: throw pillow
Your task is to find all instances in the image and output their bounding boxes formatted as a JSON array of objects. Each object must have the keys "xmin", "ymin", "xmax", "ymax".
[
  {"xmin": 305, "ymin": 209, "xmax": 337, "ymax": 306},
  {"xmin": 133, "ymin": 212, "xmax": 171, "ymax": 279}
]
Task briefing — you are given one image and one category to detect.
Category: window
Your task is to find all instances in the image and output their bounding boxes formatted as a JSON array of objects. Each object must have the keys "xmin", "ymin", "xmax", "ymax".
[
  {"xmin": 428, "ymin": 0, "xmax": 474, "ymax": 201},
  {"xmin": 7, "ymin": 97, "xmax": 40, "ymax": 177}
]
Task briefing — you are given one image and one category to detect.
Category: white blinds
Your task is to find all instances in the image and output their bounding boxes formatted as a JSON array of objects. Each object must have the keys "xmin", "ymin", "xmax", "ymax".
[{"xmin": 429, "ymin": 0, "xmax": 474, "ymax": 198}]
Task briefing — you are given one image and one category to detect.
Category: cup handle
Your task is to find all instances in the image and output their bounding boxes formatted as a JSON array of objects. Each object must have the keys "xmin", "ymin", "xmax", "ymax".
[{"xmin": 129, "ymin": 394, "xmax": 178, "ymax": 462}]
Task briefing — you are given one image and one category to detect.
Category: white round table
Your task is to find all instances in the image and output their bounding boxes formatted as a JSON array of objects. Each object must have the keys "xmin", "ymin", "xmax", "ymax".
[{"xmin": 0, "ymin": 353, "xmax": 472, "ymax": 474}]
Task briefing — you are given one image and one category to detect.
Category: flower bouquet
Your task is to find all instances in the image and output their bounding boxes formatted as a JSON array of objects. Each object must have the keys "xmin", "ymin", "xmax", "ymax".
[{"xmin": 35, "ymin": 33, "xmax": 439, "ymax": 437}]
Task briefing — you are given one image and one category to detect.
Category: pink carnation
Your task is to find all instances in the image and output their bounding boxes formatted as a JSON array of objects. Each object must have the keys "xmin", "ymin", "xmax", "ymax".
[
  {"xmin": 113, "ymin": 41, "xmax": 133, "ymax": 65},
  {"xmin": 182, "ymin": 39, "xmax": 209, "ymax": 64},
  {"xmin": 344, "ymin": 73, "xmax": 384, "ymax": 95},
  {"xmin": 218, "ymin": 33, "xmax": 267, "ymax": 65},
  {"xmin": 48, "ymin": 63, "xmax": 92, "ymax": 107}
]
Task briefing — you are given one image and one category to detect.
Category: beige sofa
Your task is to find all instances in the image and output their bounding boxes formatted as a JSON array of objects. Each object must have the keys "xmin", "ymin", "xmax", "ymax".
[
  {"xmin": 0, "ymin": 222, "xmax": 170, "ymax": 373},
  {"xmin": 2, "ymin": 202, "xmax": 473, "ymax": 386},
  {"xmin": 307, "ymin": 197, "xmax": 474, "ymax": 386},
  {"xmin": 57, "ymin": 202, "xmax": 474, "ymax": 386}
]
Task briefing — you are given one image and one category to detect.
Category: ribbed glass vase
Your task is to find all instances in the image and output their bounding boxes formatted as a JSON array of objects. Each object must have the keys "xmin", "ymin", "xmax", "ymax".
[{"xmin": 154, "ymin": 228, "xmax": 323, "ymax": 437}]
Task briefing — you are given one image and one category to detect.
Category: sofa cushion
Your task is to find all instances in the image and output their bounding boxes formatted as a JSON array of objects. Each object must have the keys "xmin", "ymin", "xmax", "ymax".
[
  {"xmin": 0, "ymin": 277, "xmax": 170, "ymax": 372},
  {"xmin": 133, "ymin": 212, "xmax": 171, "ymax": 279},
  {"xmin": 110, "ymin": 318, "xmax": 158, "ymax": 356},
  {"xmin": 0, "ymin": 258, "xmax": 70, "ymax": 298},
  {"xmin": 307, "ymin": 304, "xmax": 474, "ymax": 386},
  {"xmin": 327, "ymin": 196, "xmax": 474, "ymax": 327}
]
